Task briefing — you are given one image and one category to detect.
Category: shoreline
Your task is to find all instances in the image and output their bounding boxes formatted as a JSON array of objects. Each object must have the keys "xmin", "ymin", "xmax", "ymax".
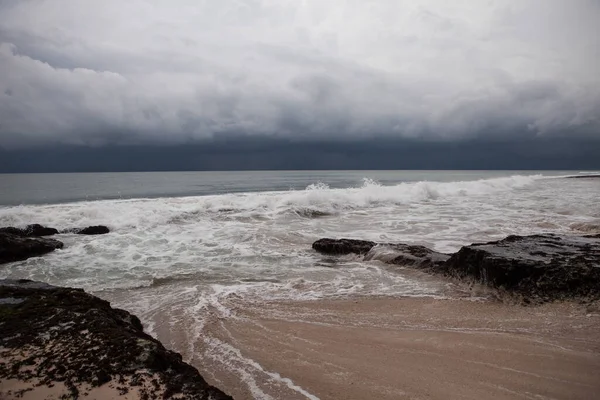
[
  {"xmin": 2, "ymin": 228, "xmax": 599, "ymax": 399},
  {"xmin": 2, "ymin": 285, "xmax": 600, "ymax": 399},
  {"xmin": 182, "ymin": 295, "xmax": 600, "ymax": 400}
]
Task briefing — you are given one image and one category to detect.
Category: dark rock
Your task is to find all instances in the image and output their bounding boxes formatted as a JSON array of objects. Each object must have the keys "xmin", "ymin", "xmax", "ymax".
[
  {"xmin": 0, "ymin": 279, "xmax": 233, "ymax": 400},
  {"xmin": 312, "ymin": 238, "xmax": 376, "ymax": 255},
  {"xmin": 25, "ymin": 224, "xmax": 59, "ymax": 236},
  {"xmin": 381, "ymin": 243, "xmax": 450, "ymax": 269},
  {"xmin": 0, "ymin": 224, "xmax": 58, "ymax": 237},
  {"xmin": 0, "ymin": 227, "xmax": 25, "ymax": 236},
  {"xmin": 1, "ymin": 224, "xmax": 110, "ymax": 237},
  {"xmin": 295, "ymin": 209, "xmax": 332, "ymax": 218},
  {"xmin": 312, "ymin": 234, "xmax": 600, "ymax": 303},
  {"xmin": 313, "ymin": 238, "xmax": 449, "ymax": 269},
  {"xmin": 66, "ymin": 225, "xmax": 110, "ymax": 235},
  {"xmin": 0, "ymin": 233, "xmax": 64, "ymax": 264},
  {"xmin": 438, "ymin": 234, "xmax": 600, "ymax": 303}
]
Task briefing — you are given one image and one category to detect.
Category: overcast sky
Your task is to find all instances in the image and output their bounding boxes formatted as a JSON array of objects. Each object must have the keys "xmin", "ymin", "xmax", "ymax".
[{"xmin": 1, "ymin": 0, "xmax": 599, "ymax": 150}]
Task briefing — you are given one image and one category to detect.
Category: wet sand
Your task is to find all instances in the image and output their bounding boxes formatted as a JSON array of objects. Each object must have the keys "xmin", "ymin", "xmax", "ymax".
[{"xmin": 176, "ymin": 296, "xmax": 600, "ymax": 400}]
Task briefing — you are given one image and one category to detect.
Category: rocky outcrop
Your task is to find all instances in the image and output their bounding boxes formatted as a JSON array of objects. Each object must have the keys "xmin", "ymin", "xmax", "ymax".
[
  {"xmin": 312, "ymin": 238, "xmax": 450, "ymax": 269},
  {"xmin": 0, "ymin": 279, "xmax": 233, "ymax": 400},
  {"xmin": 1, "ymin": 224, "xmax": 111, "ymax": 237},
  {"xmin": 0, "ymin": 233, "xmax": 64, "ymax": 264},
  {"xmin": 312, "ymin": 238, "xmax": 376, "ymax": 255},
  {"xmin": 376, "ymin": 243, "xmax": 451, "ymax": 269},
  {"xmin": 313, "ymin": 234, "xmax": 600, "ymax": 303},
  {"xmin": 63, "ymin": 225, "xmax": 110, "ymax": 235},
  {"xmin": 0, "ymin": 225, "xmax": 111, "ymax": 264},
  {"xmin": 0, "ymin": 227, "xmax": 28, "ymax": 236},
  {"xmin": 0, "ymin": 224, "xmax": 58, "ymax": 237},
  {"xmin": 439, "ymin": 234, "xmax": 600, "ymax": 303}
]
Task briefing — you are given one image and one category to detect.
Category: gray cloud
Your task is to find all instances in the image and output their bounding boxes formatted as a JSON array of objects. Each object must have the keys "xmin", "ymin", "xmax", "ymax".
[{"xmin": 0, "ymin": 0, "xmax": 599, "ymax": 148}]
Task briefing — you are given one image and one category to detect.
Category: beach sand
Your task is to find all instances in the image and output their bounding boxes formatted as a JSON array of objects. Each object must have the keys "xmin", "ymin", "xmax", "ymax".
[
  {"xmin": 175, "ymin": 296, "xmax": 600, "ymax": 400},
  {"xmin": 4, "ymin": 294, "xmax": 598, "ymax": 399}
]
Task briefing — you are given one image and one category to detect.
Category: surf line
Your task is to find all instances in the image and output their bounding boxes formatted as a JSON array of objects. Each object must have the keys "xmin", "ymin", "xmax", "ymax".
[{"xmin": 206, "ymin": 337, "xmax": 320, "ymax": 400}]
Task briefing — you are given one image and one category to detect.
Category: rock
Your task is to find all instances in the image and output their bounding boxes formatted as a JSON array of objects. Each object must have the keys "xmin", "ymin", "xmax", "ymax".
[
  {"xmin": 312, "ymin": 234, "xmax": 600, "ymax": 303},
  {"xmin": 439, "ymin": 234, "xmax": 600, "ymax": 303},
  {"xmin": 312, "ymin": 238, "xmax": 376, "ymax": 255},
  {"xmin": 1, "ymin": 224, "xmax": 110, "ymax": 236},
  {"xmin": 0, "ymin": 227, "xmax": 25, "ymax": 236},
  {"xmin": 0, "ymin": 279, "xmax": 233, "ymax": 400},
  {"xmin": 24, "ymin": 224, "xmax": 59, "ymax": 236},
  {"xmin": 0, "ymin": 233, "xmax": 64, "ymax": 264},
  {"xmin": 378, "ymin": 243, "xmax": 450, "ymax": 269},
  {"xmin": 313, "ymin": 239, "xmax": 449, "ymax": 269},
  {"xmin": 0, "ymin": 224, "xmax": 59, "ymax": 237},
  {"xmin": 66, "ymin": 225, "xmax": 110, "ymax": 235}
]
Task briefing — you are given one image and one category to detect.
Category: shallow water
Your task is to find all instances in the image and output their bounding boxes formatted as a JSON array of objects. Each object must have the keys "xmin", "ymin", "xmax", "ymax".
[{"xmin": 1, "ymin": 171, "xmax": 598, "ymax": 294}]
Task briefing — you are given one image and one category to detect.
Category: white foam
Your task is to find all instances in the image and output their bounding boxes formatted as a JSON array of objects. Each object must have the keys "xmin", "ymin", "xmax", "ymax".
[
  {"xmin": 205, "ymin": 337, "xmax": 320, "ymax": 400},
  {"xmin": 2, "ymin": 173, "xmax": 597, "ymax": 295},
  {"xmin": 0, "ymin": 174, "xmax": 542, "ymax": 230}
]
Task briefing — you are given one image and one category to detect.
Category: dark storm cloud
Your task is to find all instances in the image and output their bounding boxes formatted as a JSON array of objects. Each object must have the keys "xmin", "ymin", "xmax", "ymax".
[
  {"xmin": 2, "ymin": 137, "xmax": 600, "ymax": 172},
  {"xmin": 0, "ymin": 0, "xmax": 599, "ymax": 149}
]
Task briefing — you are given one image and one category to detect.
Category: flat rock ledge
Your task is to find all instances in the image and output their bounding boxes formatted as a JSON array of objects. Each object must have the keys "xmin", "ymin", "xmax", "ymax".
[
  {"xmin": 313, "ymin": 234, "xmax": 600, "ymax": 304},
  {"xmin": 0, "ymin": 279, "xmax": 233, "ymax": 400}
]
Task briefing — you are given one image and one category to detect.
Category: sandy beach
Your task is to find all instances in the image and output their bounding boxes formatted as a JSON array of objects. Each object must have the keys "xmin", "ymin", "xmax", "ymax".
[{"xmin": 167, "ymin": 296, "xmax": 600, "ymax": 400}]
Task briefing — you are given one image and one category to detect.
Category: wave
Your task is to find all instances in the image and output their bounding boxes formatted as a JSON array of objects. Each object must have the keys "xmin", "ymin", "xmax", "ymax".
[
  {"xmin": 548, "ymin": 171, "xmax": 600, "ymax": 179},
  {"xmin": 289, "ymin": 208, "xmax": 334, "ymax": 218},
  {"xmin": 114, "ymin": 272, "xmax": 286, "ymax": 291},
  {"xmin": 0, "ymin": 174, "xmax": 543, "ymax": 230}
]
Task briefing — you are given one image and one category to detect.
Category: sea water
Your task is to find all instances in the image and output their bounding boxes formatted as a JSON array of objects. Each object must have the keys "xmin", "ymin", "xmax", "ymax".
[{"xmin": 1, "ymin": 170, "xmax": 599, "ymax": 398}]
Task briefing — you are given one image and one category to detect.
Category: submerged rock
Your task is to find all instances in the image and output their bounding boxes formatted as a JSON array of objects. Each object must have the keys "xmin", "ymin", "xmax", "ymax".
[
  {"xmin": 313, "ymin": 234, "xmax": 600, "ymax": 303},
  {"xmin": 1, "ymin": 224, "xmax": 110, "ymax": 237},
  {"xmin": 376, "ymin": 243, "xmax": 450, "ymax": 269},
  {"xmin": 0, "ymin": 279, "xmax": 233, "ymax": 400},
  {"xmin": 312, "ymin": 238, "xmax": 376, "ymax": 255},
  {"xmin": 0, "ymin": 233, "xmax": 64, "ymax": 264},
  {"xmin": 312, "ymin": 239, "xmax": 450, "ymax": 269},
  {"xmin": 24, "ymin": 223, "xmax": 59, "ymax": 236},
  {"xmin": 0, "ymin": 224, "xmax": 59, "ymax": 237},
  {"xmin": 64, "ymin": 225, "xmax": 110, "ymax": 235}
]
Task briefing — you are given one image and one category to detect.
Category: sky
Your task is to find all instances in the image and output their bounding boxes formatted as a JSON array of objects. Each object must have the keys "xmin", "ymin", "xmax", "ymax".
[{"xmin": 0, "ymin": 0, "xmax": 599, "ymax": 170}]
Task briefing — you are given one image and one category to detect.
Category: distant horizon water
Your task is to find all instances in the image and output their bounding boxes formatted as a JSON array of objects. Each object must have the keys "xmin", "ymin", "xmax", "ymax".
[{"xmin": 0, "ymin": 169, "xmax": 595, "ymax": 206}]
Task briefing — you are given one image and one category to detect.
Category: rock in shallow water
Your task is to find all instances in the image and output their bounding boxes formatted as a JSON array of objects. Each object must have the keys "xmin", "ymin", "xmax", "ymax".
[
  {"xmin": 439, "ymin": 234, "xmax": 600, "ymax": 303},
  {"xmin": 312, "ymin": 238, "xmax": 450, "ymax": 269},
  {"xmin": 64, "ymin": 225, "xmax": 110, "ymax": 235},
  {"xmin": 1, "ymin": 224, "xmax": 111, "ymax": 237},
  {"xmin": 313, "ymin": 234, "xmax": 600, "ymax": 303},
  {"xmin": 312, "ymin": 238, "xmax": 376, "ymax": 255},
  {"xmin": 0, "ymin": 224, "xmax": 59, "ymax": 237},
  {"xmin": 0, "ymin": 279, "xmax": 233, "ymax": 400},
  {"xmin": 0, "ymin": 233, "xmax": 64, "ymax": 264}
]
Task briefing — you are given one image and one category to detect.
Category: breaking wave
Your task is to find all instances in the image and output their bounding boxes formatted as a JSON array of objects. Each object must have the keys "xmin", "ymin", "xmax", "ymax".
[
  {"xmin": 0, "ymin": 174, "xmax": 542, "ymax": 229},
  {"xmin": 0, "ymin": 174, "xmax": 543, "ymax": 232}
]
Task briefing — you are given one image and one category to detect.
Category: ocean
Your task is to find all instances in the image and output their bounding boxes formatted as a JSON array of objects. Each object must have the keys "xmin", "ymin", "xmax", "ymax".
[{"xmin": 1, "ymin": 170, "xmax": 599, "ymax": 398}]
